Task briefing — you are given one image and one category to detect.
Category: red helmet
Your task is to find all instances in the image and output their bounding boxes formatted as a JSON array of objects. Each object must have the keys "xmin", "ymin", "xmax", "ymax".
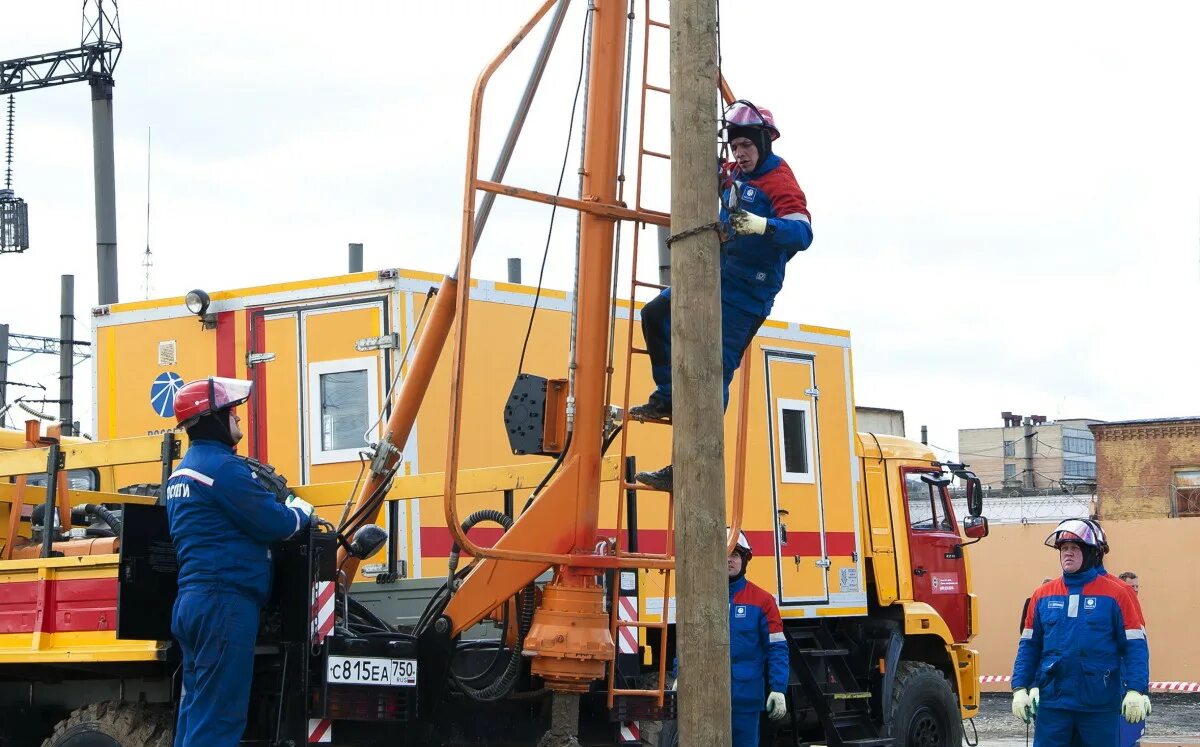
[
  {"xmin": 174, "ymin": 377, "xmax": 253, "ymax": 428},
  {"xmin": 723, "ymin": 100, "xmax": 780, "ymax": 141}
]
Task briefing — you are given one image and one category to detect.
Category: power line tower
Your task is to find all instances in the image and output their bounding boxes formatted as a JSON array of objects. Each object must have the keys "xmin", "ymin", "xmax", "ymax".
[{"xmin": 0, "ymin": 1, "xmax": 123, "ymax": 303}]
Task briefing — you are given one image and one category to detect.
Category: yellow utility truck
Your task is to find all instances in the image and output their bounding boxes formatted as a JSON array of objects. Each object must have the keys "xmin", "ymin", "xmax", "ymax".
[{"xmin": 0, "ymin": 1, "xmax": 989, "ymax": 744}]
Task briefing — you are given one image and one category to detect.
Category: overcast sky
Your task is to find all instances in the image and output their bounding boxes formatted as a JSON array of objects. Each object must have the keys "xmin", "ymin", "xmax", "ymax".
[{"xmin": 2, "ymin": 1, "xmax": 1198, "ymax": 464}]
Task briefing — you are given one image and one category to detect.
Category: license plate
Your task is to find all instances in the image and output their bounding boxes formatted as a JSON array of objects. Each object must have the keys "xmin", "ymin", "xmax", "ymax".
[{"xmin": 326, "ymin": 655, "xmax": 417, "ymax": 687}]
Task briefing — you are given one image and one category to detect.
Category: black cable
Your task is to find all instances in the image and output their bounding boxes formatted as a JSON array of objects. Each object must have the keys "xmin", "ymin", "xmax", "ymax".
[{"xmin": 516, "ymin": 3, "xmax": 593, "ymax": 376}]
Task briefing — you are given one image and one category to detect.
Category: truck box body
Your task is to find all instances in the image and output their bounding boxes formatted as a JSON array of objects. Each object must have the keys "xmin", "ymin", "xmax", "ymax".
[{"xmin": 94, "ymin": 268, "xmax": 866, "ymax": 621}]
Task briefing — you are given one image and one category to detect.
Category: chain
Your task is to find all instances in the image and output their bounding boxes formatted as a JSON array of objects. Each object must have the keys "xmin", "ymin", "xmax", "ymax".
[{"xmin": 665, "ymin": 221, "xmax": 724, "ymax": 246}]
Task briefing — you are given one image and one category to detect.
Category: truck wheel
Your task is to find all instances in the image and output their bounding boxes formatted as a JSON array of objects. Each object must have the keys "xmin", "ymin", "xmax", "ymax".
[
  {"xmin": 42, "ymin": 701, "xmax": 172, "ymax": 747},
  {"xmin": 655, "ymin": 720, "xmax": 678, "ymax": 747},
  {"xmin": 886, "ymin": 661, "xmax": 962, "ymax": 747}
]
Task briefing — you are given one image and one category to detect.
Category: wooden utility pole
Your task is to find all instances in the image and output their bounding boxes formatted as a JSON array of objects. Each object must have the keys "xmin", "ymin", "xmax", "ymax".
[{"xmin": 669, "ymin": 0, "xmax": 732, "ymax": 745}]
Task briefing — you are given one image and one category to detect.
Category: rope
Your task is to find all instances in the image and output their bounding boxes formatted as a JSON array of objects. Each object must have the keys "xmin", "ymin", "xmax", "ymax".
[{"xmin": 665, "ymin": 221, "xmax": 724, "ymax": 246}]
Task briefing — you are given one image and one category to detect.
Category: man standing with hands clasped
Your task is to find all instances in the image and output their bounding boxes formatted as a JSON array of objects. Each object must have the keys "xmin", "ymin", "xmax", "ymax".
[{"xmin": 1011, "ymin": 518, "xmax": 1151, "ymax": 745}]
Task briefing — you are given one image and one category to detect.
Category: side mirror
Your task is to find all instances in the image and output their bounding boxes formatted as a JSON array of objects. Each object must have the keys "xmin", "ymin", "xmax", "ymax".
[
  {"xmin": 963, "ymin": 515, "xmax": 989, "ymax": 540},
  {"xmin": 964, "ymin": 475, "xmax": 984, "ymax": 517},
  {"xmin": 348, "ymin": 524, "xmax": 388, "ymax": 560}
]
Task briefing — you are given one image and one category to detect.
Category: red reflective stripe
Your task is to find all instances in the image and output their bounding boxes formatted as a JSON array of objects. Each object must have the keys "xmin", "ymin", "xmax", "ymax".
[
  {"xmin": 216, "ymin": 311, "xmax": 236, "ymax": 378},
  {"xmin": 0, "ymin": 578, "xmax": 118, "ymax": 634},
  {"xmin": 245, "ymin": 308, "xmax": 268, "ymax": 462}
]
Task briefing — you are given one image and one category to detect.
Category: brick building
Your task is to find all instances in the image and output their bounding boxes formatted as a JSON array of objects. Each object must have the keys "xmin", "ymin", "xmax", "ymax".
[{"xmin": 1090, "ymin": 417, "xmax": 1200, "ymax": 520}]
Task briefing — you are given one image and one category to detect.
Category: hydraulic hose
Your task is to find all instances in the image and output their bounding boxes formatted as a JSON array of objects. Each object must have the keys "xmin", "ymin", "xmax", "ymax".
[
  {"xmin": 440, "ymin": 509, "xmax": 537, "ymax": 702},
  {"xmin": 86, "ymin": 504, "xmax": 123, "ymax": 536}
]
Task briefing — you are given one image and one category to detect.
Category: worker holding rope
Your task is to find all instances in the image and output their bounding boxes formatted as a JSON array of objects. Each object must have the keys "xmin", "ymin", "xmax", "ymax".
[{"xmin": 632, "ymin": 100, "xmax": 812, "ymax": 492}]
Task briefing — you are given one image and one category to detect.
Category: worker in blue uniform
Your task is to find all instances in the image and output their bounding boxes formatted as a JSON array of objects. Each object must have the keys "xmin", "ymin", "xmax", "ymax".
[
  {"xmin": 1011, "ymin": 518, "xmax": 1151, "ymax": 746},
  {"xmin": 727, "ymin": 530, "xmax": 791, "ymax": 745},
  {"xmin": 633, "ymin": 101, "xmax": 812, "ymax": 492},
  {"xmin": 673, "ymin": 531, "xmax": 790, "ymax": 746},
  {"xmin": 166, "ymin": 377, "xmax": 314, "ymax": 747}
]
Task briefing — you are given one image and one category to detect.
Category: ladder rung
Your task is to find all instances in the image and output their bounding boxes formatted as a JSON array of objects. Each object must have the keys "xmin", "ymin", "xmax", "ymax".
[
  {"xmin": 619, "ymin": 478, "xmax": 675, "ymax": 493},
  {"xmin": 615, "ymin": 619, "xmax": 668, "ymax": 631},
  {"xmin": 634, "ymin": 279, "xmax": 668, "ymax": 290},
  {"xmin": 616, "ymin": 550, "xmax": 674, "ymax": 562},
  {"xmin": 642, "ymin": 148, "xmax": 670, "ymax": 160},
  {"xmin": 646, "ymin": 83, "xmax": 670, "ymax": 95},
  {"xmin": 624, "ymin": 415, "xmax": 671, "ymax": 426},
  {"xmin": 610, "ymin": 688, "xmax": 666, "ymax": 699},
  {"xmin": 648, "ymin": 19, "xmax": 669, "ymax": 29}
]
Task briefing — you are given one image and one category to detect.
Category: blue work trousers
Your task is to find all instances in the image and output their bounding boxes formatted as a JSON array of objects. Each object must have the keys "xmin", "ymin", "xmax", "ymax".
[
  {"xmin": 1034, "ymin": 706, "xmax": 1120, "ymax": 747},
  {"xmin": 732, "ymin": 710, "xmax": 761, "ymax": 747},
  {"xmin": 641, "ymin": 288, "xmax": 765, "ymax": 408},
  {"xmin": 172, "ymin": 586, "xmax": 260, "ymax": 747}
]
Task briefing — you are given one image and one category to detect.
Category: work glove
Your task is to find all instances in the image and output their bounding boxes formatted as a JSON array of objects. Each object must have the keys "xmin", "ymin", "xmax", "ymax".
[
  {"xmin": 730, "ymin": 210, "xmax": 768, "ymax": 236},
  {"xmin": 285, "ymin": 494, "xmax": 315, "ymax": 517},
  {"xmin": 1011, "ymin": 688, "xmax": 1037, "ymax": 724},
  {"xmin": 1122, "ymin": 690, "xmax": 1150, "ymax": 723},
  {"xmin": 765, "ymin": 691, "xmax": 787, "ymax": 722}
]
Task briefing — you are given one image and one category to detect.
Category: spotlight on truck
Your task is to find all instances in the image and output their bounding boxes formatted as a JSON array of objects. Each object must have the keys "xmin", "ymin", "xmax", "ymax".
[{"xmin": 185, "ymin": 289, "xmax": 217, "ymax": 329}]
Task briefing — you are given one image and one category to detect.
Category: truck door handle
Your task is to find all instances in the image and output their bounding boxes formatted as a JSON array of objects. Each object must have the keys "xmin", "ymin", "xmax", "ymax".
[{"xmin": 913, "ymin": 567, "xmax": 927, "ymax": 576}]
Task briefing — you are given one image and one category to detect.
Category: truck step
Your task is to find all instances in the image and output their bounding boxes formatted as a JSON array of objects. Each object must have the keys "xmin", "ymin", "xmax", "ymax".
[
  {"xmin": 827, "ymin": 691, "xmax": 872, "ymax": 701},
  {"xmin": 839, "ymin": 739, "xmax": 893, "ymax": 746},
  {"xmin": 795, "ymin": 647, "xmax": 850, "ymax": 657}
]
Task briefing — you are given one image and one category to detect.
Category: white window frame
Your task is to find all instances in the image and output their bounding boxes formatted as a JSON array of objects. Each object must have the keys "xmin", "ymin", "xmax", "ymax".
[
  {"xmin": 777, "ymin": 398, "xmax": 816, "ymax": 484},
  {"xmin": 307, "ymin": 357, "xmax": 380, "ymax": 465}
]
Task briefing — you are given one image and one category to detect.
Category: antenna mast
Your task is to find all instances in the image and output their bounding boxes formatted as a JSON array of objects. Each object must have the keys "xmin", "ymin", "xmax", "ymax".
[{"xmin": 142, "ymin": 127, "xmax": 152, "ymax": 299}]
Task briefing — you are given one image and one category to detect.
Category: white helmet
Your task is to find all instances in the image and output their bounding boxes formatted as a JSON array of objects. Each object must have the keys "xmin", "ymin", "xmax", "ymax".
[{"xmin": 727, "ymin": 528, "xmax": 752, "ymax": 560}]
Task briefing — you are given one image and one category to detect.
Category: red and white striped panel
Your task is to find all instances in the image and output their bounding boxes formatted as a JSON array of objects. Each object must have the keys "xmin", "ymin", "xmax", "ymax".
[
  {"xmin": 308, "ymin": 718, "xmax": 332, "ymax": 743},
  {"xmin": 311, "ymin": 581, "xmax": 335, "ymax": 645},
  {"xmin": 1149, "ymin": 681, "xmax": 1200, "ymax": 693},
  {"xmin": 617, "ymin": 596, "xmax": 638, "ymax": 655},
  {"xmin": 980, "ymin": 675, "xmax": 1200, "ymax": 693},
  {"xmin": 618, "ymin": 721, "xmax": 641, "ymax": 744}
]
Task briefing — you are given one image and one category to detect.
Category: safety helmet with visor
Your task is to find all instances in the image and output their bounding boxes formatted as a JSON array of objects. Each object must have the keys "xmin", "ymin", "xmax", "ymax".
[
  {"xmin": 174, "ymin": 377, "xmax": 254, "ymax": 428},
  {"xmin": 722, "ymin": 100, "xmax": 780, "ymax": 141},
  {"xmin": 1044, "ymin": 518, "xmax": 1109, "ymax": 554}
]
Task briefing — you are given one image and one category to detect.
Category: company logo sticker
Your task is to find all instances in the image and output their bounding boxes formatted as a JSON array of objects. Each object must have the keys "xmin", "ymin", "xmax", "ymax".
[
  {"xmin": 743, "ymin": 188, "xmax": 756, "ymax": 200},
  {"xmin": 734, "ymin": 605, "xmax": 747, "ymax": 619},
  {"xmin": 151, "ymin": 372, "xmax": 185, "ymax": 418},
  {"xmin": 1048, "ymin": 600, "xmax": 1065, "ymax": 609},
  {"xmin": 1085, "ymin": 597, "xmax": 1097, "ymax": 609}
]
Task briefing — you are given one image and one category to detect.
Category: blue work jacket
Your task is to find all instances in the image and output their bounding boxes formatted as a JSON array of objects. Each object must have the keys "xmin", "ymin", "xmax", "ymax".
[
  {"xmin": 166, "ymin": 440, "xmax": 309, "ymax": 606},
  {"xmin": 1012, "ymin": 566, "xmax": 1150, "ymax": 713},
  {"xmin": 719, "ymin": 153, "xmax": 813, "ymax": 317},
  {"xmin": 729, "ymin": 576, "xmax": 791, "ymax": 713}
]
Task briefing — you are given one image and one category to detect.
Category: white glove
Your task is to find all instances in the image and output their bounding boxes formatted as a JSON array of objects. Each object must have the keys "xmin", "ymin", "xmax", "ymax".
[
  {"xmin": 1011, "ymin": 688, "xmax": 1036, "ymax": 724},
  {"xmin": 1122, "ymin": 690, "xmax": 1149, "ymax": 723},
  {"xmin": 765, "ymin": 691, "xmax": 787, "ymax": 721},
  {"xmin": 285, "ymin": 494, "xmax": 315, "ymax": 517},
  {"xmin": 730, "ymin": 210, "xmax": 768, "ymax": 235}
]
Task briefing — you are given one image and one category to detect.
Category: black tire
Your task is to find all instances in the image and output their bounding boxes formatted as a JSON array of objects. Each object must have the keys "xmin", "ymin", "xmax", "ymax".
[
  {"xmin": 656, "ymin": 719, "xmax": 678, "ymax": 747},
  {"xmin": 42, "ymin": 701, "xmax": 172, "ymax": 747},
  {"xmin": 886, "ymin": 661, "xmax": 962, "ymax": 747}
]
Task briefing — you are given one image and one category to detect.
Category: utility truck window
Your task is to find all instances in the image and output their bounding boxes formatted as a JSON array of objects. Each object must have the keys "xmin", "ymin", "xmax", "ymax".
[
  {"xmin": 320, "ymin": 370, "xmax": 369, "ymax": 451},
  {"xmin": 782, "ymin": 409, "xmax": 808, "ymax": 474},
  {"xmin": 904, "ymin": 472, "xmax": 953, "ymax": 532},
  {"xmin": 777, "ymin": 397, "xmax": 815, "ymax": 484}
]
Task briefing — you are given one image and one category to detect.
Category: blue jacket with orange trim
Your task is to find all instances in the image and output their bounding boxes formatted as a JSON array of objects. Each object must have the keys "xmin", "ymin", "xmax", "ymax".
[
  {"xmin": 729, "ymin": 576, "xmax": 791, "ymax": 712},
  {"xmin": 719, "ymin": 153, "xmax": 813, "ymax": 317},
  {"xmin": 165, "ymin": 439, "xmax": 309, "ymax": 606},
  {"xmin": 1012, "ymin": 566, "xmax": 1149, "ymax": 712}
]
